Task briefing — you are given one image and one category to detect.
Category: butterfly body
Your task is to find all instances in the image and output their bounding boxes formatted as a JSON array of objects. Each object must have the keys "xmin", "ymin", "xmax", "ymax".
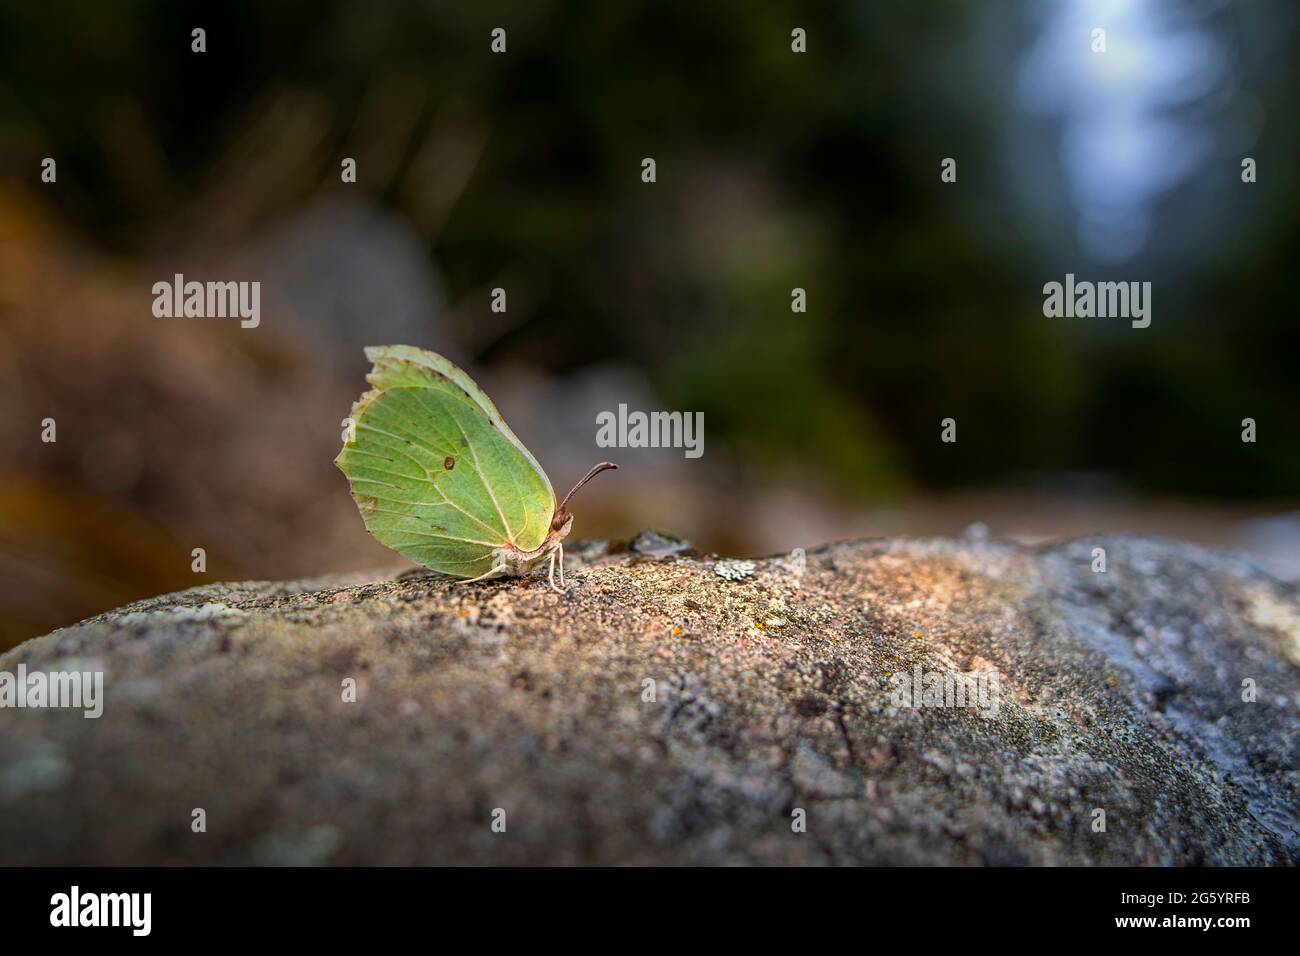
[{"xmin": 336, "ymin": 345, "xmax": 614, "ymax": 591}]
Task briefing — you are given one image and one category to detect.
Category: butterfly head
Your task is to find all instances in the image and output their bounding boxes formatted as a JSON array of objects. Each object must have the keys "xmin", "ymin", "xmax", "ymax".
[{"xmin": 550, "ymin": 511, "xmax": 575, "ymax": 537}]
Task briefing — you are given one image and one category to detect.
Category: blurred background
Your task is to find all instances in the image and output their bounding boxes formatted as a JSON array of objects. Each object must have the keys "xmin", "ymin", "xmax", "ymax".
[{"xmin": 1, "ymin": 0, "xmax": 1297, "ymax": 649}]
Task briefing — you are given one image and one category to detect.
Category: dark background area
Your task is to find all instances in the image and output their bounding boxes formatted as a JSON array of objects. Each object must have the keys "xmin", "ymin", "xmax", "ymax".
[{"xmin": 1, "ymin": 0, "xmax": 1297, "ymax": 648}]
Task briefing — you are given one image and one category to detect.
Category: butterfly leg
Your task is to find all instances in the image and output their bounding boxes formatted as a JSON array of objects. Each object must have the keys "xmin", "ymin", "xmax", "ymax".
[
  {"xmin": 557, "ymin": 542, "xmax": 565, "ymax": 588},
  {"xmin": 547, "ymin": 546, "xmax": 567, "ymax": 594},
  {"xmin": 459, "ymin": 563, "xmax": 506, "ymax": 585}
]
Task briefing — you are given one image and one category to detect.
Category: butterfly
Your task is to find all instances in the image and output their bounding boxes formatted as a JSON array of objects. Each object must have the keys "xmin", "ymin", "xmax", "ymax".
[{"xmin": 335, "ymin": 345, "xmax": 617, "ymax": 592}]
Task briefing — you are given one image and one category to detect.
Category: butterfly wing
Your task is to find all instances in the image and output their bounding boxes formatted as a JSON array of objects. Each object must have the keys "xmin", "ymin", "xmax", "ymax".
[
  {"xmin": 336, "ymin": 347, "xmax": 556, "ymax": 577},
  {"xmin": 363, "ymin": 345, "xmax": 555, "ymax": 503}
]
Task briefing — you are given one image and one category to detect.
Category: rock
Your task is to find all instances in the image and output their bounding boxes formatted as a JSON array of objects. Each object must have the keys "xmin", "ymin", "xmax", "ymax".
[
  {"xmin": 1, "ymin": 534, "xmax": 1296, "ymax": 865},
  {"xmin": 626, "ymin": 529, "xmax": 695, "ymax": 560}
]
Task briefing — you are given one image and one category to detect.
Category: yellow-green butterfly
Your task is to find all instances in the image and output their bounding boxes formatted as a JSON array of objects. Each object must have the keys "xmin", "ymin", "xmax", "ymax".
[{"xmin": 336, "ymin": 346, "xmax": 616, "ymax": 591}]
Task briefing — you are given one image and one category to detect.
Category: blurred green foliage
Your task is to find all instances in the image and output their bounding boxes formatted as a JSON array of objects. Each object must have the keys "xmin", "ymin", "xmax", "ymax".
[{"xmin": 2, "ymin": 0, "xmax": 1296, "ymax": 500}]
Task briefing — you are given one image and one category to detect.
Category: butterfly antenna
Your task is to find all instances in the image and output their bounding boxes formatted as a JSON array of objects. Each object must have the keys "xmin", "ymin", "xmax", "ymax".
[{"xmin": 555, "ymin": 462, "xmax": 619, "ymax": 521}]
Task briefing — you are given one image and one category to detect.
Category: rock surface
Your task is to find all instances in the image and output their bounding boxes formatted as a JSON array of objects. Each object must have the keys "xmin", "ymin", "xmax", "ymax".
[{"xmin": 2, "ymin": 534, "xmax": 1297, "ymax": 865}]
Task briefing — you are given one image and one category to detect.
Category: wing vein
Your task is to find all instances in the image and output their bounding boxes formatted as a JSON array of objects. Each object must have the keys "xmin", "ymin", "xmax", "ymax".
[
  {"xmin": 461, "ymin": 419, "xmax": 514, "ymax": 541},
  {"xmin": 359, "ymin": 422, "xmax": 456, "ymax": 464},
  {"xmin": 424, "ymin": 492, "xmax": 510, "ymax": 542},
  {"xmin": 414, "ymin": 390, "xmax": 516, "ymax": 543},
  {"xmin": 362, "ymin": 511, "xmax": 499, "ymax": 547}
]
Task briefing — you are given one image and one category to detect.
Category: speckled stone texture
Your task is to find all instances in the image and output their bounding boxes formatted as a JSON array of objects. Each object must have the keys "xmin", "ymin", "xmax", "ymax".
[{"xmin": 1, "ymin": 534, "xmax": 1296, "ymax": 865}]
